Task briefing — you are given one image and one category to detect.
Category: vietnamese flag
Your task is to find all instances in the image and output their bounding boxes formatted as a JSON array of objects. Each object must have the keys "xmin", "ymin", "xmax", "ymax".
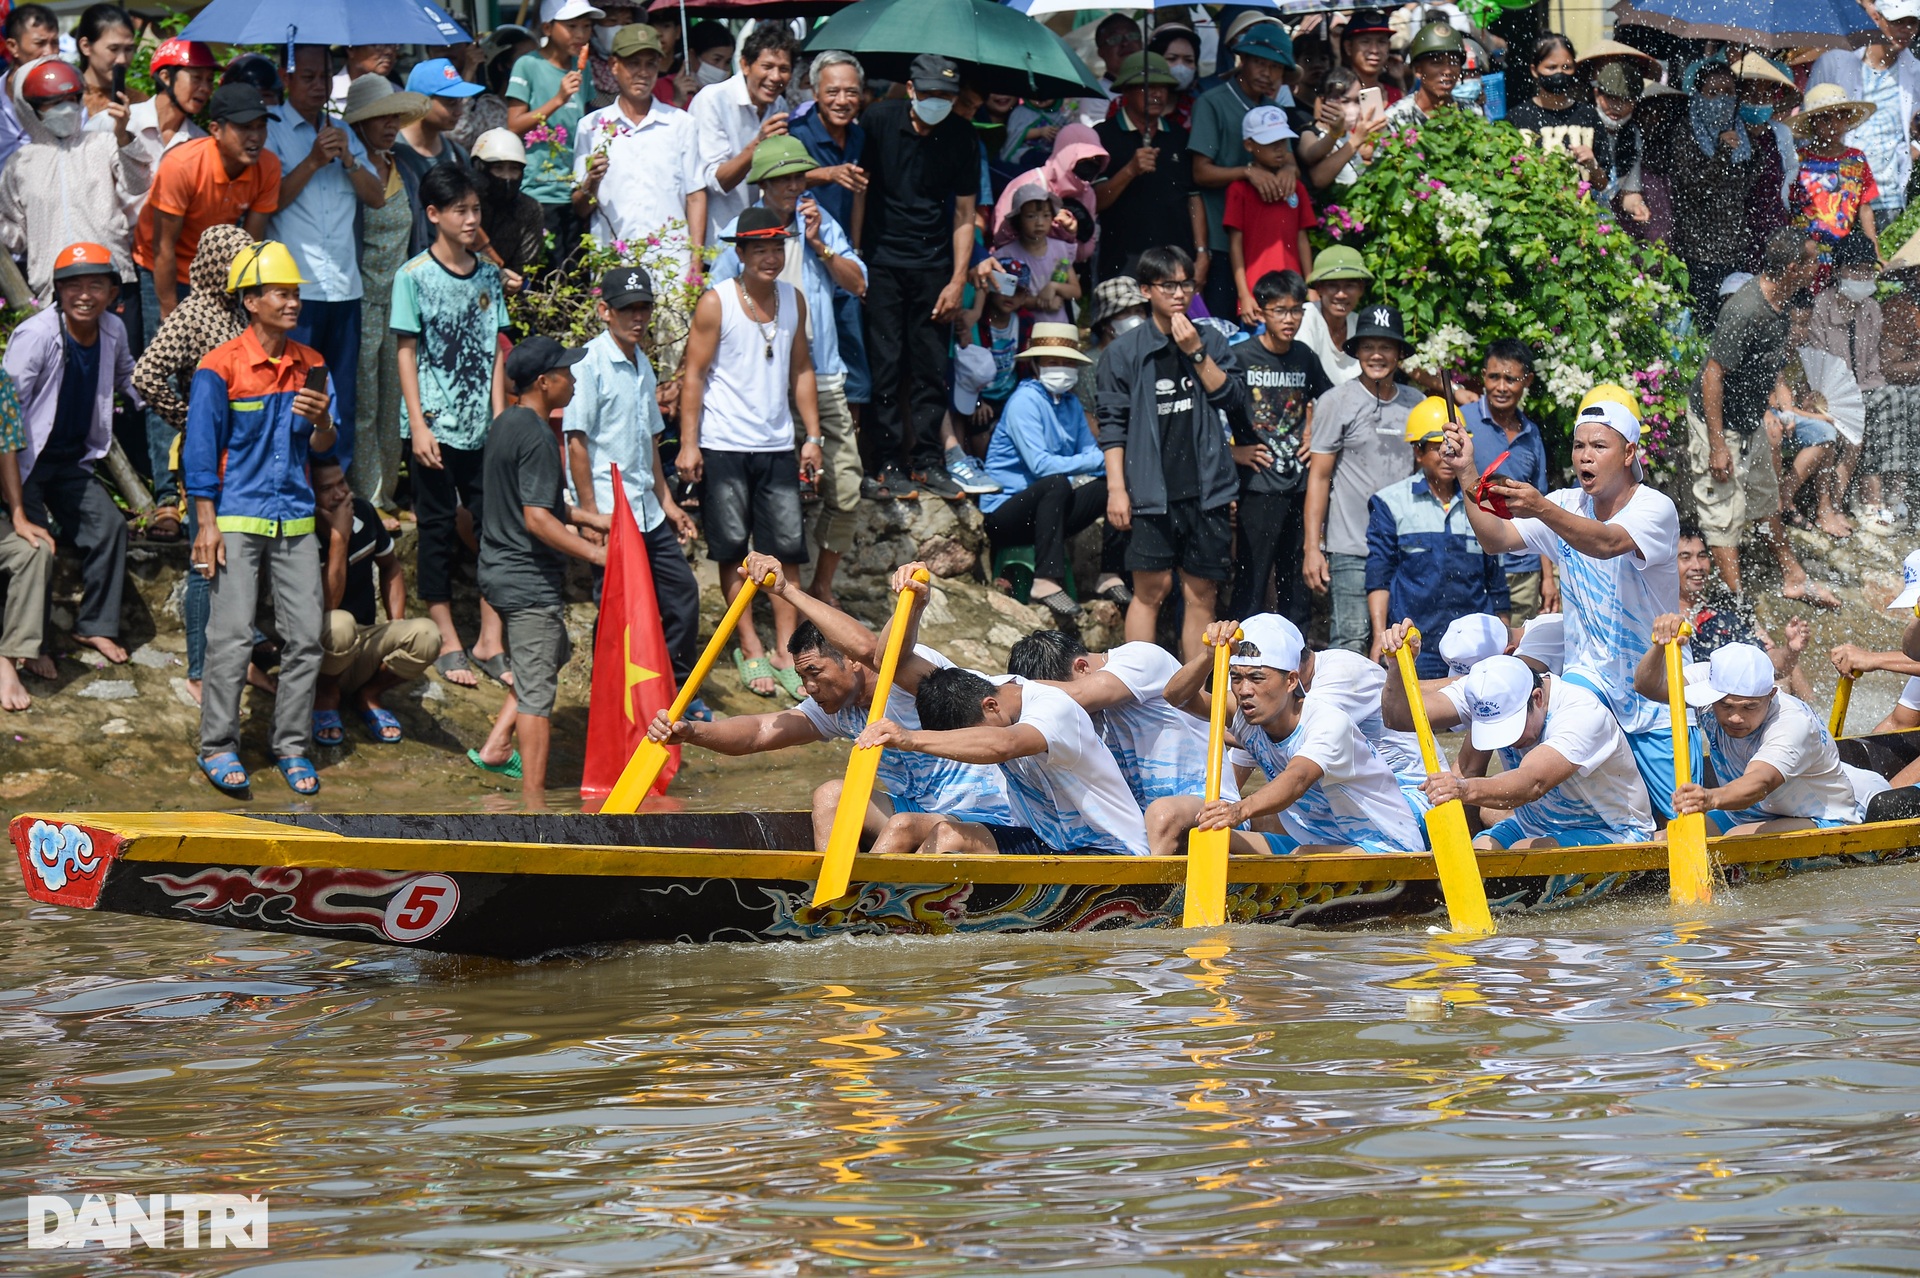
[{"xmin": 581, "ymin": 465, "xmax": 679, "ymax": 799}]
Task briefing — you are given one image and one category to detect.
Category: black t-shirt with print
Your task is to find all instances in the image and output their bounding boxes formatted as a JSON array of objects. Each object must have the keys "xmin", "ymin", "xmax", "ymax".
[
  {"xmin": 1234, "ymin": 338, "xmax": 1331, "ymax": 495},
  {"xmin": 1153, "ymin": 343, "xmax": 1201, "ymax": 502}
]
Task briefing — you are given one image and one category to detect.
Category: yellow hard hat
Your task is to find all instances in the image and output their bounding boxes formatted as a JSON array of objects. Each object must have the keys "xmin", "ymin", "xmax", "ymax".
[
  {"xmin": 1405, "ymin": 396, "xmax": 1452, "ymax": 444},
  {"xmin": 227, "ymin": 240, "xmax": 309, "ymax": 293},
  {"xmin": 1578, "ymin": 382, "xmax": 1643, "ymax": 422}
]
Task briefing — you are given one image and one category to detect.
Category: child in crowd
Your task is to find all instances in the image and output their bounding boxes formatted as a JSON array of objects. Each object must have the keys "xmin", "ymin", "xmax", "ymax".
[
  {"xmin": 1789, "ymin": 85, "xmax": 1880, "ymax": 267},
  {"xmin": 1002, "ymin": 95, "xmax": 1068, "ymax": 170},
  {"xmin": 954, "ymin": 263, "xmax": 1030, "ymax": 448},
  {"xmin": 994, "ymin": 179, "xmax": 1080, "ymax": 326},
  {"xmin": 1226, "ymin": 105, "xmax": 1316, "ymax": 323}
]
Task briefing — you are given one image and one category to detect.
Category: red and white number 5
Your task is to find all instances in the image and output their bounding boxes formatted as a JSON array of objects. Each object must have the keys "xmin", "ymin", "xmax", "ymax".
[{"xmin": 382, "ymin": 874, "xmax": 460, "ymax": 942}]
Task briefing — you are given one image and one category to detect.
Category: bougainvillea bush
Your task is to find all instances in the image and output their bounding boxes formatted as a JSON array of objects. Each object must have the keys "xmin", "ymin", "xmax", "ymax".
[
  {"xmin": 507, "ymin": 224, "xmax": 714, "ymax": 379},
  {"xmin": 1318, "ymin": 107, "xmax": 1701, "ymax": 466}
]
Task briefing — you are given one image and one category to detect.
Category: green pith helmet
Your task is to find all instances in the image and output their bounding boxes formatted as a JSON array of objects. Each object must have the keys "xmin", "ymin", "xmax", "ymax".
[
  {"xmin": 1109, "ymin": 51, "xmax": 1177, "ymax": 90},
  {"xmin": 1408, "ymin": 21, "xmax": 1466, "ymax": 63},
  {"xmin": 1307, "ymin": 245, "xmax": 1373, "ymax": 285},
  {"xmin": 747, "ymin": 134, "xmax": 816, "ymax": 185}
]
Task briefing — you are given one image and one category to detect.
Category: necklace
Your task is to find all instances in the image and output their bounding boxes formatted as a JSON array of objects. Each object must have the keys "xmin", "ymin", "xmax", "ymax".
[{"xmin": 736, "ymin": 280, "xmax": 777, "ymax": 361}]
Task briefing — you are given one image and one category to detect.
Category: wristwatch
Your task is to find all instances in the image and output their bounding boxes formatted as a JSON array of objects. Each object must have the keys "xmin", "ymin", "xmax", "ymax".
[{"xmin": 805, "ymin": 435, "xmax": 825, "ymax": 448}]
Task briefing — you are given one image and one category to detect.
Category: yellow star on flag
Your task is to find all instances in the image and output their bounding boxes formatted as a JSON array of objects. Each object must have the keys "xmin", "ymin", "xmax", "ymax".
[{"xmin": 623, "ymin": 625, "xmax": 662, "ymax": 722}]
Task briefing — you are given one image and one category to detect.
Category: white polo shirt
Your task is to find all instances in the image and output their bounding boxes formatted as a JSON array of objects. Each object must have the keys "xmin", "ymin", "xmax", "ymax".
[
  {"xmin": 688, "ymin": 72, "xmax": 788, "ymax": 241},
  {"xmin": 987, "ymin": 676, "xmax": 1150, "ymax": 856}
]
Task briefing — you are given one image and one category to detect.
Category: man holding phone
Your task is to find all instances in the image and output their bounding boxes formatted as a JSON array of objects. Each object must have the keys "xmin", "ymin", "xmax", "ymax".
[{"xmin": 184, "ymin": 240, "xmax": 337, "ymax": 799}]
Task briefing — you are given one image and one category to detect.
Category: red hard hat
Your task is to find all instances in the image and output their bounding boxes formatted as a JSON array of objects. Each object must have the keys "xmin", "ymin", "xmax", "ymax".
[
  {"xmin": 151, "ymin": 39, "xmax": 220, "ymax": 73},
  {"xmin": 20, "ymin": 58, "xmax": 84, "ymax": 104},
  {"xmin": 53, "ymin": 242, "xmax": 116, "ymax": 281}
]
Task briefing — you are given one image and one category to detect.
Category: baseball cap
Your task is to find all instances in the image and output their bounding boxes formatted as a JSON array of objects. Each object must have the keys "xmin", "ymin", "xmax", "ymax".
[
  {"xmin": 407, "ymin": 58, "xmax": 485, "ymax": 99},
  {"xmin": 505, "ymin": 335, "xmax": 587, "ymax": 391},
  {"xmin": 1889, "ymin": 548, "xmax": 1920, "ymax": 610},
  {"xmin": 611, "ymin": 23, "xmax": 665, "ymax": 59},
  {"xmin": 1682, "ymin": 643, "xmax": 1776, "ymax": 707},
  {"xmin": 1242, "ymin": 104, "xmax": 1297, "ymax": 145},
  {"xmin": 541, "ymin": 0, "xmax": 606, "ymax": 22},
  {"xmin": 1575, "ymin": 399, "xmax": 1645, "ymax": 480},
  {"xmin": 1228, "ymin": 613, "xmax": 1304, "ymax": 673},
  {"xmin": 1455, "ymin": 655, "xmax": 1537, "ymax": 751},
  {"xmin": 1438, "ymin": 613, "xmax": 1509, "ymax": 678},
  {"xmin": 910, "ymin": 53, "xmax": 960, "ymax": 96},
  {"xmin": 1514, "ymin": 613, "xmax": 1564, "ymax": 675},
  {"xmin": 600, "ymin": 265, "xmax": 653, "ymax": 309},
  {"xmin": 208, "ymin": 83, "xmax": 275, "ymax": 124},
  {"xmin": 1884, "ymin": 0, "xmax": 1920, "ymax": 22},
  {"xmin": 747, "ymin": 134, "xmax": 815, "ymax": 184},
  {"xmin": 952, "ymin": 344, "xmax": 997, "ymax": 416}
]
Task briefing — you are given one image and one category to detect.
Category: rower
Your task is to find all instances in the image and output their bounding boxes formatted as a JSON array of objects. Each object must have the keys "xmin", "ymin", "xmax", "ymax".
[
  {"xmin": 1438, "ymin": 612, "xmax": 1509, "ymax": 676},
  {"xmin": 1448, "ymin": 394, "xmax": 1696, "ymax": 820},
  {"xmin": 1381, "ymin": 634, "xmax": 1655, "ymax": 849},
  {"xmin": 854, "ymin": 566, "xmax": 1150, "ymax": 858},
  {"xmin": 1005, "ymin": 629, "xmax": 1235, "ymax": 806},
  {"xmin": 1146, "ymin": 615, "xmax": 1426, "ymax": 857},
  {"xmin": 1514, "ymin": 612, "xmax": 1563, "ymax": 675},
  {"xmin": 1831, "ymin": 547, "xmax": 1920, "ymax": 734},
  {"xmin": 645, "ymin": 555, "xmax": 1012, "ymax": 850},
  {"xmin": 1635, "ymin": 620, "xmax": 1881, "ymax": 831}
]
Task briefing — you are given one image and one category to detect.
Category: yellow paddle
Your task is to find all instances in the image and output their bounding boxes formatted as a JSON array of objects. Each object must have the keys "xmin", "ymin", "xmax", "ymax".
[
  {"xmin": 813, "ymin": 569, "xmax": 929, "ymax": 907},
  {"xmin": 602, "ymin": 567, "xmax": 775, "ymax": 814},
  {"xmin": 1829, "ymin": 674, "xmax": 1853, "ymax": 739},
  {"xmin": 1183, "ymin": 628, "xmax": 1240, "ymax": 928},
  {"xmin": 1390, "ymin": 627, "xmax": 1495, "ymax": 936},
  {"xmin": 1663, "ymin": 620, "xmax": 1714, "ymax": 906}
]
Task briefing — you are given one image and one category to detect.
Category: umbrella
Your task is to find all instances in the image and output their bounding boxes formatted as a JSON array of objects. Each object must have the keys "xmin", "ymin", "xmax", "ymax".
[
  {"xmin": 180, "ymin": 0, "xmax": 472, "ymax": 50},
  {"xmin": 803, "ymin": 0, "xmax": 1102, "ymax": 99},
  {"xmin": 1614, "ymin": 0, "xmax": 1876, "ymax": 50},
  {"xmin": 1797, "ymin": 346, "xmax": 1866, "ymax": 446}
]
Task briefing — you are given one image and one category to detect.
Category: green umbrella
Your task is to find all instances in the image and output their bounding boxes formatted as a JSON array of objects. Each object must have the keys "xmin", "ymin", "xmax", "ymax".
[{"xmin": 803, "ymin": 0, "xmax": 1102, "ymax": 100}]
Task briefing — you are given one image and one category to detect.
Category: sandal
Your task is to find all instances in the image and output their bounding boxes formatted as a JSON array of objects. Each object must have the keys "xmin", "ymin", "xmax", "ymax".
[
  {"xmin": 467, "ymin": 747, "xmax": 522, "ymax": 780},
  {"xmin": 472, "ymin": 651, "xmax": 514, "ymax": 687},
  {"xmin": 274, "ymin": 755, "xmax": 320, "ymax": 796},
  {"xmin": 198, "ymin": 751, "xmax": 251, "ymax": 799},
  {"xmin": 435, "ymin": 649, "xmax": 480, "ymax": 687},
  {"xmin": 733, "ymin": 648, "xmax": 779, "ymax": 697},
  {"xmin": 684, "ymin": 696, "xmax": 714, "ymax": 723},
  {"xmin": 770, "ymin": 661, "xmax": 805, "ymax": 700},
  {"xmin": 1032, "ymin": 589, "xmax": 1083, "ymax": 620},
  {"xmin": 359, "ymin": 707, "xmax": 403, "ymax": 743},
  {"xmin": 311, "ymin": 709, "xmax": 345, "ymax": 747},
  {"xmin": 146, "ymin": 505, "xmax": 183, "ymax": 542},
  {"xmin": 1097, "ymin": 580, "xmax": 1134, "ymax": 606}
]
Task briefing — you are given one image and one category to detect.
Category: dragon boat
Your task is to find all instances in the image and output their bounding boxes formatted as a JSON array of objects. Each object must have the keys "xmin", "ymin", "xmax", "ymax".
[{"xmin": 13, "ymin": 732, "xmax": 1920, "ymax": 960}]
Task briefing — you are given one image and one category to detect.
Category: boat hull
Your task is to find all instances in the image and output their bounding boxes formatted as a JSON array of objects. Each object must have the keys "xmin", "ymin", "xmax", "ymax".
[{"xmin": 12, "ymin": 806, "xmax": 1920, "ymax": 960}]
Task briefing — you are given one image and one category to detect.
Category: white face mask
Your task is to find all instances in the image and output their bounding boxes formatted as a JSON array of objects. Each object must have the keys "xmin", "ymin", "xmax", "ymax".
[
  {"xmin": 1840, "ymin": 277, "xmax": 1878, "ymax": 302},
  {"xmin": 911, "ymin": 95, "xmax": 953, "ymax": 126},
  {"xmin": 1108, "ymin": 313, "xmax": 1145, "ymax": 339},
  {"xmin": 39, "ymin": 101, "xmax": 83, "ymax": 139},
  {"xmin": 696, "ymin": 60, "xmax": 730, "ymax": 87},
  {"xmin": 1037, "ymin": 366, "xmax": 1079, "ymax": 395},
  {"xmin": 1169, "ymin": 63, "xmax": 1196, "ymax": 90},
  {"xmin": 590, "ymin": 25, "xmax": 617, "ymax": 56}
]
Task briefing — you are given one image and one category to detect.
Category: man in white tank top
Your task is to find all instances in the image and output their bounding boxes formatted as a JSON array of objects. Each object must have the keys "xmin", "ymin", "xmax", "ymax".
[{"xmin": 678, "ymin": 205, "xmax": 824, "ymax": 699}]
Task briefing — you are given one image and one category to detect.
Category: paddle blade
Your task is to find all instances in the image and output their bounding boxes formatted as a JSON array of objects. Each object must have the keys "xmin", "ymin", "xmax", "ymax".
[
  {"xmin": 1183, "ymin": 827, "xmax": 1231, "ymax": 927},
  {"xmin": 814, "ymin": 744, "xmax": 883, "ymax": 906},
  {"xmin": 602, "ymin": 740, "xmax": 670, "ymax": 815},
  {"xmin": 1425, "ymin": 799, "xmax": 1494, "ymax": 935},
  {"xmin": 1667, "ymin": 811, "xmax": 1715, "ymax": 906}
]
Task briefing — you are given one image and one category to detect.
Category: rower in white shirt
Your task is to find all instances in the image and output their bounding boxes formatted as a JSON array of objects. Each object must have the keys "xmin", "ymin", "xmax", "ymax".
[
  {"xmin": 1147, "ymin": 615, "xmax": 1426, "ymax": 857},
  {"xmin": 1636, "ymin": 620, "xmax": 1882, "ymax": 831},
  {"xmin": 1514, "ymin": 611, "xmax": 1564, "ymax": 675},
  {"xmin": 1007, "ymin": 629, "xmax": 1234, "ymax": 805},
  {"xmin": 1449, "ymin": 396, "xmax": 1694, "ymax": 820},
  {"xmin": 1438, "ymin": 612, "xmax": 1509, "ymax": 676},
  {"xmin": 1382, "ymin": 638, "xmax": 1655, "ymax": 849}
]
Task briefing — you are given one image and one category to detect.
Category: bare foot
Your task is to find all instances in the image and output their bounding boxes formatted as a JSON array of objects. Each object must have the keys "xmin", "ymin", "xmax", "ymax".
[
  {"xmin": 73, "ymin": 633, "xmax": 128, "ymax": 664},
  {"xmin": 1817, "ymin": 511, "xmax": 1854, "ymax": 538},
  {"xmin": 247, "ymin": 663, "xmax": 279, "ymax": 695},
  {"xmin": 0, "ymin": 662, "xmax": 31, "ymax": 711},
  {"xmin": 20, "ymin": 655, "xmax": 55, "ymax": 680},
  {"xmin": 1781, "ymin": 579, "xmax": 1842, "ymax": 610},
  {"xmin": 437, "ymin": 647, "xmax": 480, "ymax": 688},
  {"xmin": 185, "ymin": 677, "xmax": 203, "ymax": 706}
]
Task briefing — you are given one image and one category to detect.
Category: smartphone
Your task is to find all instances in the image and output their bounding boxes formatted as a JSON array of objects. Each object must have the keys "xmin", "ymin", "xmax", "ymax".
[
  {"xmin": 303, "ymin": 366, "xmax": 329, "ymax": 393},
  {"xmin": 111, "ymin": 64, "xmax": 126, "ymax": 100},
  {"xmin": 1358, "ymin": 86, "xmax": 1385, "ymax": 119}
]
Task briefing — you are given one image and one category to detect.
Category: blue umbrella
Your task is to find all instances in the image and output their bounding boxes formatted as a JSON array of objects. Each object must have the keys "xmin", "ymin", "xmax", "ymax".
[
  {"xmin": 180, "ymin": 0, "xmax": 472, "ymax": 50},
  {"xmin": 1616, "ymin": 0, "xmax": 1875, "ymax": 49}
]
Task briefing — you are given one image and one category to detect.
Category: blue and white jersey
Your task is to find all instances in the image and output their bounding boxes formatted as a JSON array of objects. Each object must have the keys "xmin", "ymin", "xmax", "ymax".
[
  {"xmin": 1227, "ymin": 699, "xmax": 1425, "ymax": 853},
  {"xmin": 988, "ymin": 677, "xmax": 1150, "ymax": 856},
  {"xmin": 1699, "ymin": 691, "xmax": 1860, "ymax": 823},
  {"xmin": 1307, "ymin": 647, "xmax": 1433, "ymax": 802},
  {"xmin": 1515, "ymin": 484, "xmax": 1680, "ymax": 736},
  {"xmin": 1089, "ymin": 642, "xmax": 1235, "ymax": 805},
  {"xmin": 1442, "ymin": 676, "xmax": 1654, "ymax": 842},
  {"xmin": 799, "ymin": 646, "xmax": 1012, "ymax": 824}
]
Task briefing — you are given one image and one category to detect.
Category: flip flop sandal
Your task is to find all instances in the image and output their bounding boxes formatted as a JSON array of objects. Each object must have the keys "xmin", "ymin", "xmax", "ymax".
[
  {"xmin": 198, "ymin": 751, "xmax": 251, "ymax": 799},
  {"xmin": 684, "ymin": 697, "xmax": 714, "ymax": 723},
  {"xmin": 1032, "ymin": 590, "xmax": 1083, "ymax": 620},
  {"xmin": 473, "ymin": 652, "xmax": 514, "ymax": 686},
  {"xmin": 771, "ymin": 662, "xmax": 805, "ymax": 700},
  {"xmin": 733, "ymin": 648, "xmax": 779, "ymax": 697},
  {"xmin": 1097, "ymin": 581, "xmax": 1134, "ymax": 606},
  {"xmin": 435, "ymin": 650, "xmax": 479, "ymax": 684},
  {"xmin": 467, "ymin": 747, "xmax": 522, "ymax": 780},
  {"xmin": 274, "ymin": 755, "xmax": 320, "ymax": 796},
  {"xmin": 146, "ymin": 506, "xmax": 183, "ymax": 542},
  {"xmin": 359, "ymin": 707, "xmax": 403, "ymax": 743},
  {"xmin": 311, "ymin": 709, "xmax": 345, "ymax": 747}
]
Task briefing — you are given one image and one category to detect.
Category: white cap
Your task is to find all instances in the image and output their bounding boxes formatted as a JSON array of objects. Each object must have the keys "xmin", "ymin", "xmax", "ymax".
[
  {"xmin": 952, "ymin": 344, "xmax": 997, "ymax": 416},
  {"xmin": 1455, "ymin": 655, "xmax": 1537, "ymax": 750},
  {"xmin": 1891, "ymin": 547, "xmax": 1920, "ymax": 611},
  {"xmin": 472, "ymin": 128, "xmax": 527, "ymax": 165},
  {"xmin": 1575, "ymin": 399, "xmax": 1644, "ymax": 481},
  {"xmin": 1241, "ymin": 104, "xmax": 1297, "ymax": 145},
  {"xmin": 1514, "ymin": 613, "xmax": 1564, "ymax": 675},
  {"xmin": 1718, "ymin": 271, "xmax": 1755, "ymax": 297},
  {"xmin": 1682, "ymin": 643, "xmax": 1776, "ymax": 707},
  {"xmin": 1884, "ymin": 0, "xmax": 1920, "ymax": 22},
  {"xmin": 1438, "ymin": 613, "xmax": 1509, "ymax": 677},
  {"xmin": 1228, "ymin": 613, "xmax": 1304, "ymax": 673},
  {"xmin": 541, "ymin": 0, "xmax": 606, "ymax": 22}
]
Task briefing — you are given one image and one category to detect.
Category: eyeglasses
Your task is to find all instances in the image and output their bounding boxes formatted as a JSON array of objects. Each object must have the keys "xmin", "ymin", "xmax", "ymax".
[
  {"xmin": 1264, "ymin": 304, "xmax": 1306, "ymax": 317},
  {"xmin": 1151, "ymin": 279, "xmax": 1197, "ymax": 293}
]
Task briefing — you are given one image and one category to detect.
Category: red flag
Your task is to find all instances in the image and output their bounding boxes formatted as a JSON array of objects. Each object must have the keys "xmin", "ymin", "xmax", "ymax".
[{"xmin": 581, "ymin": 465, "xmax": 680, "ymax": 799}]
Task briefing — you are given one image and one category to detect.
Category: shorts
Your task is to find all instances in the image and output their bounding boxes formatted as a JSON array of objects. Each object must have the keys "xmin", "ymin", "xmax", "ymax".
[
  {"xmin": 1781, "ymin": 411, "xmax": 1838, "ymax": 449},
  {"xmin": 1505, "ymin": 570, "xmax": 1542, "ymax": 623},
  {"xmin": 1687, "ymin": 405, "xmax": 1779, "ymax": 548},
  {"xmin": 978, "ymin": 822, "xmax": 1106, "ymax": 856},
  {"xmin": 1262, "ymin": 830, "xmax": 1402, "ymax": 855},
  {"xmin": 1481, "ymin": 818, "xmax": 1628, "ymax": 849},
  {"xmin": 1126, "ymin": 498, "xmax": 1233, "ymax": 578},
  {"xmin": 702, "ymin": 448, "xmax": 809, "ymax": 565},
  {"xmin": 1706, "ymin": 810, "xmax": 1851, "ymax": 833},
  {"xmin": 502, "ymin": 605, "xmax": 572, "ymax": 719}
]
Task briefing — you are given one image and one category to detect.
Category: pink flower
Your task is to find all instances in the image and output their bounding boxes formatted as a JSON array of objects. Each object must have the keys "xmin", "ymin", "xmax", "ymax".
[{"xmin": 614, "ymin": 239, "xmax": 629, "ymax": 254}]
